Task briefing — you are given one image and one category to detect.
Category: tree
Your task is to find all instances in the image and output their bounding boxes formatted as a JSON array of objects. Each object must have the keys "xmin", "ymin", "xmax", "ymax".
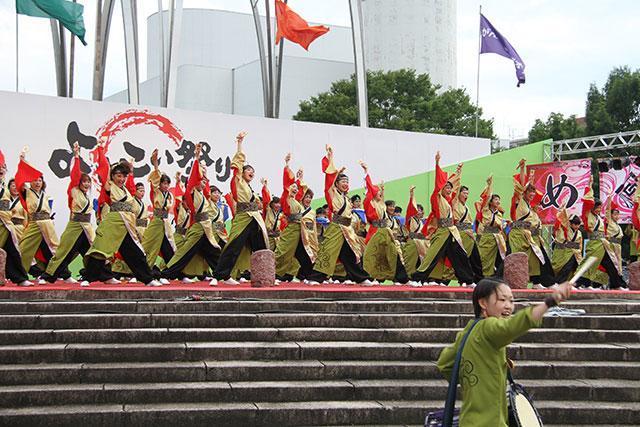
[
  {"xmin": 293, "ymin": 69, "xmax": 495, "ymax": 139},
  {"xmin": 527, "ymin": 112, "xmax": 585, "ymax": 143},
  {"xmin": 529, "ymin": 66, "xmax": 640, "ymax": 142}
]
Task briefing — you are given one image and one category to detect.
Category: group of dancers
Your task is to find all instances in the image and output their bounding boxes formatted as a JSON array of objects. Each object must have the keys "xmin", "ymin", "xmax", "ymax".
[{"xmin": 0, "ymin": 131, "xmax": 634, "ymax": 290}]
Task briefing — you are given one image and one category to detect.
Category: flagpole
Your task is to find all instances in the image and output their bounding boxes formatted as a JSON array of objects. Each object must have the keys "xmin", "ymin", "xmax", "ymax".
[
  {"xmin": 475, "ymin": 4, "xmax": 482, "ymax": 138},
  {"xmin": 15, "ymin": 12, "xmax": 19, "ymax": 92}
]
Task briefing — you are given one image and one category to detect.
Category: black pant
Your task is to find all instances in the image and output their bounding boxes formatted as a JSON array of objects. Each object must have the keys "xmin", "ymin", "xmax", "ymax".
[
  {"xmin": 161, "ymin": 236, "xmax": 222, "ymax": 280},
  {"xmin": 294, "ymin": 236, "xmax": 314, "ymax": 280},
  {"xmin": 469, "ymin": 244, "xmax": 484, "ymax": 283},
  {"xmin": 411, "ymin": 235, "xmax": 475, "ymax": 284},
  {"xmin": 577, "ymin": 252, "xmax": 626, "ymax": 289},
  {"xmin": 214, "ymin": 219, "xmax": 267, "ymax": 280},
  {"xmin": 530, "ymin": 246, "xmax": 556, "ymax": 287},
  {"xmin": 307, "ymin": 240, "xmax": 371, "ymax": 283},
  {"xmin": 158, "ymin": 236, "xmax": 176, "ymax": 264},
  {"xmin": 84, "ymin": 234, "xmax": 155, "ymax": 284},
  {"xmin": 3, "ymin": 233, "xmax": 28, "ymax": 283},
  {"xmin": 42, "ymin": 233, "xmax": 90, "ymax": 282},
  {"xmin": 555, "ymin": 257, "xmax": 578, "ymax": 284},
  {"xmin": 394, "ymin": 255, "xmax": 409, "ymax": 284}
]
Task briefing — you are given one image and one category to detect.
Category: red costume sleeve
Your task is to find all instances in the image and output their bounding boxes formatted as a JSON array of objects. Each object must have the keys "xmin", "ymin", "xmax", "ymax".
[
  {"xmin": 581, "ymin": 187, "xmax": 595, "ymax": 233},
  {"xmin": 405, "ymin": 194, "xmax": 418, "ymax": 224},
  {"xmin": 172, "ymin": 180, "xmax": 184, "ymax": 219},
  {"xmin": 261, "ymin": 184, "xmax": 271, "ymax": 219},
  {"xmin": 510, "ymin": 173, "xmax": 523, "ymax": 221},
  {"xmin": 125, "ymin": 172, "xmax": 136, "ymax": 196},
  {"xmin": 322, "ymin": 156, "xmax": 336, "ymax": 213},
  {"xmin": 430, "ymin": 163, "xmax": 447, "ymax": 220},
  {"xmin": 185, "ymin": 159, "xmax": 203, "ymax": 221},
  {"xmin": 224, "ymin": 193, "xmax": 236, "ymax": 216},
  {"xmin": 15, "ymin": 159, "xmax": 43, "ymax": 210},
  {"xmin": 363, "ymin": 174, "xmax": 380, "ymax": 222},
  {"xmin": 67, "ymin": 155, "xmax": 81, "ymax": 209},
  {"xmin": 280, "ymin": 166, "xmax": 295, "ymax": 216}
]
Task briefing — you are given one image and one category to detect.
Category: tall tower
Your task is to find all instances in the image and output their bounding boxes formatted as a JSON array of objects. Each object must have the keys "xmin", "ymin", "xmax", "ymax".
[{"xmin": 361, "ymin": 0, "xmax": 457, "ymax": 89}]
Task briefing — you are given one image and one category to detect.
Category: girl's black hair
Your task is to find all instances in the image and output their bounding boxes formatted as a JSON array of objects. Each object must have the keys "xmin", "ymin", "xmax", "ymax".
[
  {"xmin": 160, "ymin": 174, "xmax": 171, "ymax": 185},
  {"xmin": 472, "ymin": 278, "xmax": 505, "ymax": 318},
  {"xmin": 304, "ymin": 188, "xmax": 314, "ymax": 199},
  {"xmin": 385, "ymin": 200, "xmax": 396, "ymax": 207},
  {"xmin": 490, "ymin": 194, "xmax": 501, "ymax": 203},
  {"xmin": 110, "ymin": 162, "xmax": 131, "ymax": 178},
  {"xmin": 417, "ymin": 204, "xmax": 424, "ymax": 211},
  {"xmin": 460, "ymin": 185, "xmax": 469, "ymax": 192},
  {"xmin": 8, "ymin": 178, "xmax": 15, "ymax": 187},
  {"xmin": 569, "ymin": 214, "xmax": 581, "ymax": 225},
  {"xmin": 135, "ymin": 182, "xmax": 145, "ymax": 190},
  {"xmin": 593, "ymin": 200, "xmax": 602, "ymax": 209},
  {"xmin": 335, "ymin": 173, "xmax": 349, "ymax": 185},
  {"xmin": 269, "ymin": 196, "xmax": 280, "ymax": 208},
  {"xmin": 242, "ymin": 165, "xmax": 254, "ymax": 172},
  {"xmin": 210, "ymin": 185, "xmax": 222, "ymax": 193},
  {"xmin": 350, "ymin": 194, "xmax": 361, "ymax": 203}
]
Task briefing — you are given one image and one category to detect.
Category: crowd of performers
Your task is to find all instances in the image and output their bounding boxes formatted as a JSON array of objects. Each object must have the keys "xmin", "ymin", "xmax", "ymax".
[{"xmin": 0, "ymin": 132, "xmax": 635, "ymax": 290}]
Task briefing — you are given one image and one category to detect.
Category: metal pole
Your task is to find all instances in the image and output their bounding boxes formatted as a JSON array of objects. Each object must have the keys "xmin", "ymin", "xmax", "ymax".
[
  {"xmin": 121, "ymin": 0, "xmax": 140, "ymax": 104},
  {"xmin": 69, "ymin": 0, "xmax": 76, "ymax": 98},
  {"xmin": 274, "ymin": 0, "xmax": 287, "ymax": 119},
  {"xmin": 265, "ymin": 0, "xmax": 274, "ymax": 117},
  {"xmin": 92, "ymin": 0, "xmax": 116, "ymax": 101},
  {"xmin": 349, "ymin": 0, "xmax": 368, "ymax": 128},
  {"xmin": 51, "ymin": 20, "xmax": 68, "ymax": 97},
  {"xmin": 15, "ymin": 12, "xmax": 18, "ymax": 92},
  {"xmin": 475, "ymin": 5, "xmax": 482, "ymax": 138},
  {"xmin": 166, "ymin": 0, "xmax": 183, "ymax": 108},
  {"xmin": 250, "ymin": 0, "xmax": 270, "ymax": 117},
  {"xmin": 158, "ymin": 0, "xmax": 166, "ymax": 106}
]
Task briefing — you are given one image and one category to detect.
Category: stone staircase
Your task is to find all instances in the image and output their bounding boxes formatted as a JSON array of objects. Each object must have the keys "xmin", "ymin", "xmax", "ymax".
[{"xmin": 0, "ymin": 293, "xmax": 638, "ymax": 426}]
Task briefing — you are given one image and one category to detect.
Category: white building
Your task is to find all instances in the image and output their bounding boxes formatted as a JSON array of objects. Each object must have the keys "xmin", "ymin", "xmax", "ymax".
[{"xmin": 107, "ymin": 4, "xmax": 457, "ymax": 118}]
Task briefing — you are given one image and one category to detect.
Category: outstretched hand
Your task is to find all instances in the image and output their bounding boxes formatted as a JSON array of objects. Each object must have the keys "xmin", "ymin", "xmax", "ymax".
[
  {"xmin": 151, "ymin": 149, "xmax": 159, "ymax": 168},
  {"xmin": 285, "ymin": 152, "xmax": 292, "ymax": 165},
  {"xmin": 296, "ymin": 168, "xmax": 304, "ymax": 180},
  {"xmin": 358, "ymin": 160, "xmax": 368, "ymax": 172},
  {"xmin": 73, "ymin": 142, "xmax": 80, "ymax": 157},
  {"xmin": 487, "ymin": 174, "xmax": 493, "ymax": 184},
  {"xmin": 409, "ymin": 185, "xmax": 416, "ymax": 195},
  {"xmin": 260, "ymin": 177, "xmax": 268, "ymax": 187},
  {"xmin": 435, "ymin": 151, "xmax": 441, "ymax": 164},
  {"xmin": 236, "ymin": 131, "xmax": 247, "ymax": 143},
  {"xmin": 326, "ymin": 144, "xmax": 333, "ymax": 158}
]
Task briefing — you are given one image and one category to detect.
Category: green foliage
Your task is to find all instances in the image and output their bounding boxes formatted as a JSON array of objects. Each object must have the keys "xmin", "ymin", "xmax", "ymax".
[
  {"xmin": 293, "ymin": 69, "xmax": 495, "ymax": 139},
  {"xmin": 527, "ymin": 112, "xmax": 586, "ymax": 143},
  {"xmin": 530, "ymin": 66, "xmax": 640, "ymax": 142}
]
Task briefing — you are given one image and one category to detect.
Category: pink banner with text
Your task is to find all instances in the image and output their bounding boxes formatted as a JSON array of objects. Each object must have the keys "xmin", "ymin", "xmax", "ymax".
[{"xmin": 599, "ymin": 160, "xmax": 640, "ymax": 224}]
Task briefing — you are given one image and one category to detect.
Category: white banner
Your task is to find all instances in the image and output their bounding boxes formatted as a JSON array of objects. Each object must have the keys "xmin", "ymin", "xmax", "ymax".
[{"xmin": 0, "ymin": 91, "xmax": 490, "ymax": 234}]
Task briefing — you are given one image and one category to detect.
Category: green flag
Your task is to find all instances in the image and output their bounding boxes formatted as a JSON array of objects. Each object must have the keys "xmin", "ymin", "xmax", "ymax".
[{"xmin": 16, "ymin": 0, "xmax": 87, "ymax": 46}]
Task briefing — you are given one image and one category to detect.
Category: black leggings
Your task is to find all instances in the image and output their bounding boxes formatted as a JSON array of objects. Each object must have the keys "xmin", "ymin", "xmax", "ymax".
[
  {"xmin": 84, "ymin": 234, "xmax": 155, "ymax": 284},
  {"xmin": 411, "ymin": 235, "xmax": 475, "ymax": 284},
  {"xmin": 2, "ymin": 232, "xmax": 28, "ymax": 283},
  {"xmin": 161, "ymin": 236, "xmax": 222, "ymax": 280},
  {"xmin": 42, "ymin": 233, "xmax": 90, "ymax": 282},
  {"xmin": 577, "ymin": 252, "xmax": 626, "ymax": 289},
  {"xmin": 214, "ymin": 219, "xmax": 267, "ymax": 280},
  {"xmin": 529, "ymin": 246, "xmax": 556, "ymax": 287},
  {"xmin": 307, "ymin": 240, "xmax": 371, "ymax": 283}
]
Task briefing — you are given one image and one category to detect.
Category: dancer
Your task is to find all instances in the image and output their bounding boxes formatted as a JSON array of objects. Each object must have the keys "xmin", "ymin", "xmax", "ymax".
[
  {"xmin": 474, "ymin": 175, "xmax": 506, "ymax": 278},
  {"xmin": 0, "ymin": 151, "xmax": 31, "ymax": 286},
  {"xmin": 360, "ymin": 161, "xmax": 408, "ymax": 284},
  {"xmin": 261, "ymin": 179, "xmax": 283, "ymax": 251},
  {"xmin": 16, "ymin": 150, "xmax": 60, "ymax": 279},
  {"xmin": 274, "ymin": 153, "xmax": 318, "ymax": 281},
  {"xmin": 508, "ymin": 159, "xmax": 554, "ymax": 288},
  {"xmin": 142, "ymin": 149, "xmax": 176, "ymax": 269},
  {"xmin": 83, "ymin": 142, "xmax": 161, "ymax": 286},
  {"xmin": 8, "ymin": 179, "xmax": 26, "ymax": 240},
  {"xmin": 550, "ymin": 205, "xmax": 582, "ymax": 283},
  {"xmin": 452, "ymin": 166, "xmax": 483, "ymax": 282},
  {"xmin": 577, "ymin": 176, "xmax": 625, "ymax": 289},
  {"xmin": 402, "ymin": 186, "xmax": 429, "ymax": 278},
  {"xmin": 41, "ymin": 143, "xmax": 95, "ymax": 283},
  {"xmin": 411, "ymin": 151, "xmax": 475, "ymax": 285},
  {"xmin": 162, "ymin": 145, "xmax": 222, "ymax": 281},
  {"xmin": 306, "ymin": 145, "xmax": 372, "ymax": 285},
  {"xmin": 605, "ymin": 194, "xmax": 624, "ymax": 275},
  {"xmin": 212, "ymin": 132, "xmax": 269, "ymax": 285}
]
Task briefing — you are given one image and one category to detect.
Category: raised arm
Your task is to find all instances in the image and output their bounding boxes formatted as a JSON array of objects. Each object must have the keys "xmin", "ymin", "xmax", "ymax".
[
  {"xmin": 185, "ymin": 144, "xmax": 203, "ymax": 216},
  {"xmin": 148, "ymin": 149, "xmax": 162, "ymax": 203},
  {"xmin": 581, "ymin": 175, "xmax": 595, "ymax": 231},
  {"xmin": 430, "ymin": 151, "xmax": 447, "ymax": 219},
  {"xmin": 475, "ymin": 175, "xmax": 493, "ymax": 221},
  {"xmin": 405, "ymin": 186, "xmax": 418, "ymax": 224},
  {"xmin": 67, "ymin": 143, "xmax": 81, "ymax": 209},
  {"xmin": 261, "ymin": 177, "xmax": 271, "ymax": 218}
]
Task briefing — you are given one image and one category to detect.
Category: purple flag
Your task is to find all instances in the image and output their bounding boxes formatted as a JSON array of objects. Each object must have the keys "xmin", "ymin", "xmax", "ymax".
[{"xmin": 480, "ymin": 13, "xmax": 525, "ymax": 86}]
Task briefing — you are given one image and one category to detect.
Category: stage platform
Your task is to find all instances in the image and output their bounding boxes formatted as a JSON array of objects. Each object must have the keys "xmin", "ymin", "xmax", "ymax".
[{"xmin": 1, "ymin": 280, "xmax": 639, "ymax": 300}]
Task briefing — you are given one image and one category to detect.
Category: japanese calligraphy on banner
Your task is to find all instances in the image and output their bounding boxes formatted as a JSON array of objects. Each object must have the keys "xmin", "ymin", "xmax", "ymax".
[
  {"xmin": 599, "ymin": 159, "xmax": 639, "ymax": 224},
  {"xmin": 526, "ymin": 159, "xmax": 592, "ymax": 225}
]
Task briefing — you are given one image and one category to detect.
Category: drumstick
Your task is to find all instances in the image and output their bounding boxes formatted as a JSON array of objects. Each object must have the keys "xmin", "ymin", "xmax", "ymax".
[{"xmin": 569, "ymin": 256, "xmax": 598, "ymax": 284}]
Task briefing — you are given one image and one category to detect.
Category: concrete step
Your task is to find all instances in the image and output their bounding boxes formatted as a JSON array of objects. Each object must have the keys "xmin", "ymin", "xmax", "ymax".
[
  {"xmin": 3, "ymin": 288, "xmax": 639, "ymax": 301},
  {"xmin": 1, "ymin": 379, "xmax": 637, "ymax": 407},
  {"xmin": 1, "ymin": 312, "xmax": 638, "ymax": 330},
  {"xmin": 0, "ymin": 399, "xmax": 638, "ymax": 426},
  {"xmin": 2, "ymin": 359, "xmax": 639, "ymax": 386},
  {"xmin": 1, "ymin": 327, "xmax": 637, "ymax": 345},
  {"xmin": 1, "ymin": 341, "xmax": 638, "ymax": 364},
  {"xmin": 1, "ymin": 299, "xmax": 637, "ymax": 315}
]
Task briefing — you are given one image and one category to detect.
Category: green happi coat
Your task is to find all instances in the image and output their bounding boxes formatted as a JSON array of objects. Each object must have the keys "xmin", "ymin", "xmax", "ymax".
[
  {"xmin": 19, "ymin": 185, "xmax": 59, "ymax": 273},
  {"xmin": 142, "ymin": 169, "xmax": 176, "ymax": 268}
]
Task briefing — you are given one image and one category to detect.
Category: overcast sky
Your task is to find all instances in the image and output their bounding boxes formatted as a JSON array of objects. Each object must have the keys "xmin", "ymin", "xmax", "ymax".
[{"xmin": 1, "ymin": 0, "xmax": 639, "ymax": 139}]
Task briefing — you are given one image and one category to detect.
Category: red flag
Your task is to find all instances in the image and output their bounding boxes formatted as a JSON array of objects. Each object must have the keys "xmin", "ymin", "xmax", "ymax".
[{"xmin": 275, "ymin": 0, "xmax": 329, "ymax": 50}]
